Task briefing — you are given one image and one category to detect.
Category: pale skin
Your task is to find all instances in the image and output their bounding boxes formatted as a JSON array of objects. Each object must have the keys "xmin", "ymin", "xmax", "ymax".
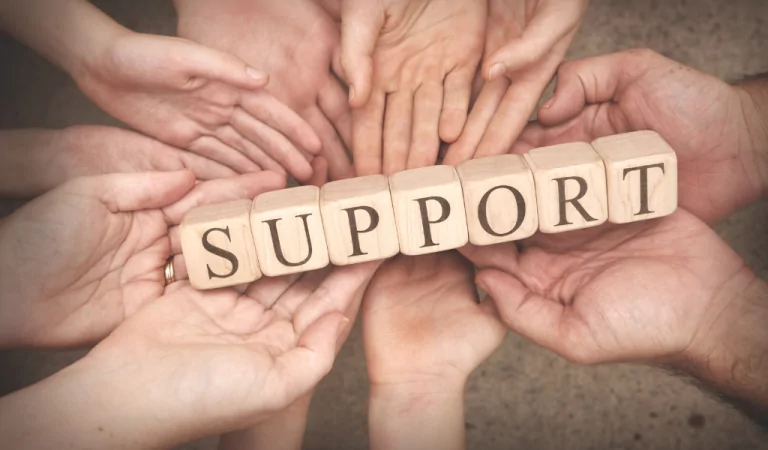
[
  {"xmin": 362, "ymin": 252, "xmax": 506, "ymax": 450},
  {"xmin": 0, "ymin": 261, "xmax": 381, "ymax": 449},
  {"xmin": 0, "ymin": 0, "xmax": 322, "ymax": 181},
  {"xmin": 175, "ymin": 0, "xmax": 355, "ymax": 181}
]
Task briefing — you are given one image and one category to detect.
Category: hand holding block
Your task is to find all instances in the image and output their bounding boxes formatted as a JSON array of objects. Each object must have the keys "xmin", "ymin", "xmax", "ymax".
[
  {"xmin": 389, "ymin": 165, "xmax": 468, "ymax": 255},
  {"xmin": 250, "ymin": 186, "xmax": 329, "ymax": 277},
  {"xmin": 591, "ymin": 131, "xmax": 678, "ymax": 223},
  {"xmin": 523, "ymin": 142, "xmax": 608, "ymax": 233},
  {"xmin": 457, "ymin": 155, "xmax": 538, "ymax": 246},
  {"xmin": 180, "ymin": 199, "xmax": 261, "ymax": 290},
  {"xmin": 320, "ymin": 175, "xmax": 399, "ymax": 266}
]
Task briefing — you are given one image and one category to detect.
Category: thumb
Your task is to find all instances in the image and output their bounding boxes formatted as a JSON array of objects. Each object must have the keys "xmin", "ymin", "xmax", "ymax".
[
  {"xmin": 172, "ymin": 37, "xmax": 270, "ymax": 90},
  {"xmin": 340, "ymin": 3, "xmax": 384, "ymax": 107},
  {"xmin": 72, "ymin": 170, "xmax": 196, "ymax": 213}
]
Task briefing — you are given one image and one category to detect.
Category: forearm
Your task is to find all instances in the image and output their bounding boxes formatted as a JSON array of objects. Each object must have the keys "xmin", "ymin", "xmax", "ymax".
[
  {"xmin": 218, "ymin": 397, "xmax": 311, "ymax": 450},
  {"xmin": 369, "ymin": 382, "xmax": 466, "ymax": 450},
  {"xmin": 0, "ymin": 129, "xmax": 74, "ymax": 198},
  {"xmin": 0, "ymin": 0, "xmax": 126, "ymax": 78},
  {"xmin": 734, "ymin": 78, "xmax": 768, "ymax": 197}
]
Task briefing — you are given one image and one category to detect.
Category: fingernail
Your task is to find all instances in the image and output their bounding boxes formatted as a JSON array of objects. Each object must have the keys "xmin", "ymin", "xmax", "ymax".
[
  {"xmin": 542, "ymin": 96, "xmax": 556, "ymax": 109},
  {"xmin": 348, "ymin": 86, "xmax": 356, "ymax": 103},
  {"xmin": 475, "ymin": 276, "xmax": 488, "ymax": 294},
  {"xmin": 488, "ymin": 63, "xmax": 506, "ymax": 81},
  {"xmin": 336, "ymin": 317, "xmax": 350, "ymax": 339},
  {"xmin": 246, "ymin": 67, "xmax": 268, "ymax": 83}
]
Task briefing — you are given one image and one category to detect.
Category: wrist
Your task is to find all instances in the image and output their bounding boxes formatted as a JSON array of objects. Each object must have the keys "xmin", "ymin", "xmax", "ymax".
[{"xmin": 734, "ymin": 81, "xmax": 768, "ymax": 197}]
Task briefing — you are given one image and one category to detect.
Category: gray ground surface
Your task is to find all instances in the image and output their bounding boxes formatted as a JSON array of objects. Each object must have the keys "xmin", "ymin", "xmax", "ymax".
[{"xmin": 1, "ymin": 0, "xmax": 767, "ymax": 448}]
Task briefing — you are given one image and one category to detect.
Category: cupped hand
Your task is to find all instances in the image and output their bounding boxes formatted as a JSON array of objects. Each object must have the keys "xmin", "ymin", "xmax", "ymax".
[
  {"xmin": 76, "ymin": 262, "xmax": 381, "ymax": 448},
  {"xmin": 176, "ymin": 0, "xmax": 355, "ymax": 181},
  {"xmin": 443, "ymin": 0, "xmax": 586, "ymax": 165},
  {"xmin": 0, "ymin": 170, "xmax": 285, "ymax": 348},
  {"xmin": 460, "ymin": 208, "xmax": 754, "ymax": 365},
  {"xmin": 77, "ymin": 30, "xmax": 322, "ymax": 181},
  {"xmin": 341, "ymin": 0, "xmax": 487, "ymax": 175},
  {"xmin": 363, "ymin": 252, "xmax": 506, "ymax": 387},
  {"xmin": 512, "ymin": 49, "xmax": 766, "ymax": 222}
]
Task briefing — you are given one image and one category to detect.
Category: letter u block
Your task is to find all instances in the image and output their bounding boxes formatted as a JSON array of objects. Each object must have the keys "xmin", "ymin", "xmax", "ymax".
[
  {"xmin": 457, "ymin": 155, "xmax": 538, "ymax": 246},
  {"xmin": 180, "ymin": 199, "xmax": 261, "ymax": 290},
  {"xmin": 250, "ymin": 186, "xmax": 329, "ymax": 277},
  {"xmin": 389, "ymin": 165, "xmax": 468, "ymax": 255},
  {"xmin": 320, "ymin": 175, "xmax": 400, "ymax": 266},
  {"xmin": 523, "ymin": 142, "xmax": 608, "ymax": 233},
  {"xmin": 591, "ymin": 131, "xmax": 678, "ymax": 223}
]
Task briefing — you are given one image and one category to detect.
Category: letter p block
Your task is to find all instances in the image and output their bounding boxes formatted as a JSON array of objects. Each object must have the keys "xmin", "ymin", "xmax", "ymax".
[{"xmin": 390, "ymin": 166, "xmax": 468, "ymax": 256}]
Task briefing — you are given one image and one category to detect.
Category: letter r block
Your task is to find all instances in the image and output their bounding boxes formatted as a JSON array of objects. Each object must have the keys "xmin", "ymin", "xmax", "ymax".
[
  {"xmin": 180, "ymin": 199, "xmax": 261, "ymax": 290},
  {"xmin": 457, "ymin": 155, "xmax": 538, "ymax": 246},
  {"xmin": 320, "ymin": 175, "xmax": 399, "ymax": 266},
  {"xmin": 591, "ymin": 131, "xmax": 678, "ymax": 224},
  {"xmin": 389, "ymin": 165, "xmax": 468, "ymax": 256},
  {"xmin": 523, "ymin": 142, "xmax": 608, "ymax": 233},
  {"xmin": 250, "ymin": 186, "xmax": 329, "ymax": 277}
]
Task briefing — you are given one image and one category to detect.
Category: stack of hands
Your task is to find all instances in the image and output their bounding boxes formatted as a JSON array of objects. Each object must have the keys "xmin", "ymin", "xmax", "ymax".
[{"xmin": 0, "ymin": 0, "xmax": 767, "ymax": 448}]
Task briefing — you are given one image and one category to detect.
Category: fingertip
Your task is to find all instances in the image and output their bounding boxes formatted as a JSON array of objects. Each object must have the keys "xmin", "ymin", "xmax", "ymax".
[{"xmin": 246, "ymin": 67, "xmax": 269, "ymax": 86}]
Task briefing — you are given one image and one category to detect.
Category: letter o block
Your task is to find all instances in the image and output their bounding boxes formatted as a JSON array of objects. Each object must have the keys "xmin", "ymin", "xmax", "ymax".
[
  {"xmin": 457, "ymin": 155, "xmax": 538, "ymax": 246},
  {"xmin": 591, "ymin": 131, "xmax": 678, "ymax": 224},
  {"xmin": 523, "ymin": 143, "xmax": 608, "ymax": 233},
  {"xmin": 180, "ymin": 199, "xmax": 261, "ymax": 290},
  {"xmin": 389, "ymin": 165, "xmax": 468, "ymax": 256},
  {"xmin": 251, "ymin": 186, "xmax": 329, "ymax": 277},
  {"xmin": 320, "ymin": 175, "xmax": 399, "ymax": 266}
]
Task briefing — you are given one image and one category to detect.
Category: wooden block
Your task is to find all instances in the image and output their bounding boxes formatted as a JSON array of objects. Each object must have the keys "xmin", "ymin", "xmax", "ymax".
[
  {"xmin": 250, "ymin": 185, "xmax": 329, "ymax": 277},
  {"xmin": 180, "ymin": 199, "xmax": 261, "ymax": 290},
  {"xmin": 523, "ymin": 142, "xmax": 608, "ymax": 233},
  {"xmin": 457, "ymin": 155, "xmax": 539, "ymax": 246},
  {"xmin": 591, "ymin": 131, "xmax": 678, "ymax": 223},
  {"xmin": 320, "ymin": 175, "xmax": 400, "ymax": 265},
  {"xmin": 389, "ymin": 165, "xmax": 468, "ymax": 255}
]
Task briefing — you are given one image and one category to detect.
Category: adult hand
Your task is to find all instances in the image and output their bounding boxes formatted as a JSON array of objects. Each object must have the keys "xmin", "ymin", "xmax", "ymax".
[
  {"xmin": 513, "ymin": 49, "xmax": 768, "ymax": 222},
  {"xmin": 341, "ymin": 0, "xmax": 487, "ymax": 175},
  {"xmin": 0, "ymin": 125, "xmax": 240, "ymax": 198},
  {"xmin": 176, "ymin": 0, "xmax": 355, "ymax": 181},
  {"xmin": 363, "ymin": 252, "xmax": 505, "ymax": 450},
  {"xmin": 0, "ymin": 262, "xmax": 381, "ymax": 449},
  {"xmin": 0, "ymin": 170, "xmax": 285, "ymax": 348},
  {"xmin": 443, "ymin": 0, "xmax": 587, "ymax": 165}
]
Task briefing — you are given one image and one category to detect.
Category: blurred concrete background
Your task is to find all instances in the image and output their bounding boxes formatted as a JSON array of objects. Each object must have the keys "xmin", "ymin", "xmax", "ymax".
[{"xmin": 1, "ymin": 0, "xmax": 767, "ymax": 449}]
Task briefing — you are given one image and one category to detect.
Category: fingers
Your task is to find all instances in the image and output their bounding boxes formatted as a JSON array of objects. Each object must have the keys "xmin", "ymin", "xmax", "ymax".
[
  {"xmin": 173, "ymin": 37, "xmax": 269, "ymax": 90},
  {"xmin": 306, "ymin": 156, "xmax": 330, "ymax": 187},
  {"xmin": 318, "ymin": 77, "xmax": 353, "ymax": 149},
  {"xmin": 439, "ymin": 67, "xmax": 474, "ymax": 143},
  {"xmin": 239, "ymin": 90, "xmax": 322, "ymax": 155},
  {"xmin": 73, "ymin": 170, "xmax": 196, "ymax": 213},
  {"xmin": 459, "ymin": 242, "xmax": 520, "ymax": 274},
  {"xmin": 175, "ymin": 151, "xmax": 239, "ymax": 180},
  {"xmin": 352, "ymin": 91, "xmax": 386, "ymax": 176},
  {"xmin": 163, "ymin": 172, "xmax": 286, "ymax": 225},
  {"xmin": 340, "ymin": 5, "xmax": 385, "ymax": 107},
  {"xmin": 188, "ymin": 136, "xmax": 263, "ymax": 174},
  {"xmin": 407, "ymin": 82, "xmax": 443, "ymax": 169},
  {"xmin": 475, "ymin": 269, "xmax": 565, "ymax": 354},
  {"xmin": 304, "ymin": 107, "xmax": 354, "ymax": 181},
  {"xmin": 382, "ymin": 91, "xmax": 413, "ymax": 175}
]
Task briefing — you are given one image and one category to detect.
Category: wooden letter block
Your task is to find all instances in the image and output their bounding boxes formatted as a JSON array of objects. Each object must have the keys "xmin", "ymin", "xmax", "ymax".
[
  {"xmin": 320, "ymin": 175, "xmax": 400, "ymax": 266},
  {"xmin": 591, "ymin": 131, "xmax": 678, "ymax": 223},
  {"xmin": 389, "ymin": 165, "xmax": 468, "ymax": 255},
  {"xmin": 180, "ymin": 199, "xmax": 261, "ymax": 290},
  {"xmin": 250, "ymin": 185, "xmax": 329, "ymax": 277},
  {"xmin": 457, "ymin": 155, "xmax": 538, "ymax": 246},
  {"xmin": 523, "ymin": 142, "xmax": 608, "ymax": 233}
]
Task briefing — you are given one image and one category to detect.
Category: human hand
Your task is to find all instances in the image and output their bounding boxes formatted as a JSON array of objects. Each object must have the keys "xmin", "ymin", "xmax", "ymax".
[
  {"xmin": 0, "ymin": 170, "xmax": 285, "ymax": 349},
  {"xmin": 176, "ymin": 0, "xmax": 355, "ymax": 181},
  {"xmin": 0, "ymin": 262, "xmax": 381, "ymax": 449},
  {"xmin": 512, "ymin": 49, "xmax": 768, "ymax": 222},
  {"xmin": 341, "ymin": 0, "xmax": 487, "ymax": 175},
  {"xmin": 443, "ymin": 0, "xmax": 587, "ymax": 165},
  {"xmin": 77, "ymin": 29, "xmax": 322, "ymax": 181}
]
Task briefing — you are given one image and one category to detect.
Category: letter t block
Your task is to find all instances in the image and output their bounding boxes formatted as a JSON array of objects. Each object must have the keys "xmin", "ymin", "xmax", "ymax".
[
  {"xmin": 180, "ymin": 199, "xmax": 261, "ymax": 290},
  {"xmin": 389, "ymin": 165, "xmax": 468, "ymax": 255}
]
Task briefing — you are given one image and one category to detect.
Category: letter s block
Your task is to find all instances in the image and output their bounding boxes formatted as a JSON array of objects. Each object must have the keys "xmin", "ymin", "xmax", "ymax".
[
  {"xmin": 523, "ymin": 142, "xmax": 608, "ymax": 233},
  {"xmin": 389, "ymin": 165, "xmax": 468, "ymax": 256},
  {"xmin": 457, "ymin": 155, "xmax": 538, "ymax": 246},
  {"xmin": 180, "ymin": 199, "xmax": 261, "ymax": 290},
  {"xmin": 251, "ymin": 185, "xmax": 329, "ymax": 277},
  {"xmin": 320, "ymin": 175, "xmax": 399, "ymax": 266},
  {"xmin": 591, "ymin": 131, "xmax": 677, "ymax": 224}
]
